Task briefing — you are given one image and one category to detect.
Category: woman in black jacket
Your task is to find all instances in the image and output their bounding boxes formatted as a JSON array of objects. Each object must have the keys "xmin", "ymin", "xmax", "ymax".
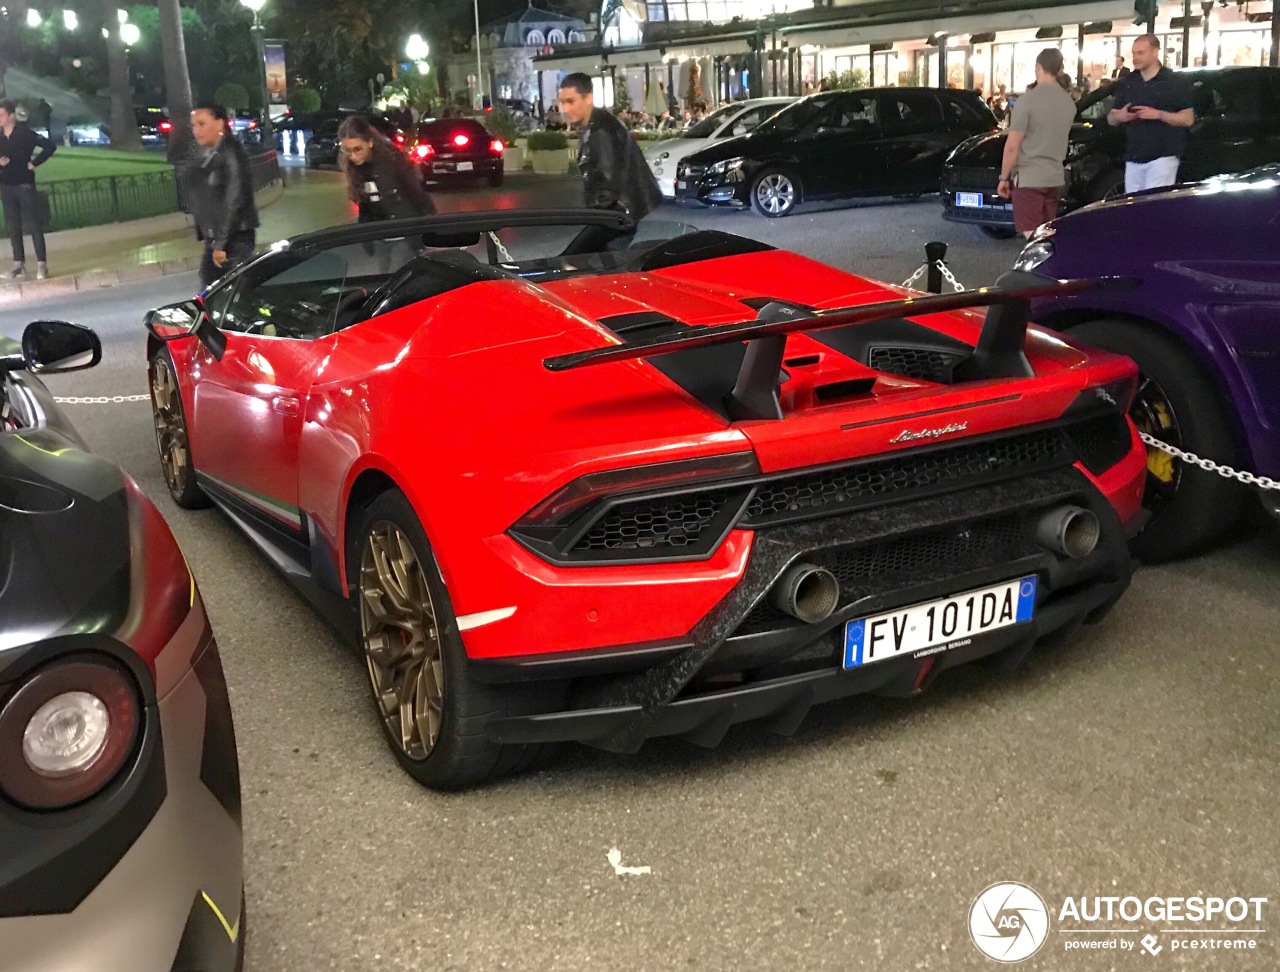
[{"xmin": 337, "ymin": 115, "xmax": 435, "ymax": 221}]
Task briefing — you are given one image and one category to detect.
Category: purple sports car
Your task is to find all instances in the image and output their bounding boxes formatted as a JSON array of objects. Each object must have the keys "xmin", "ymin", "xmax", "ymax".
[{"xmin": 1011, "ymin": 164, "xmax": 1280, "ymax": 561}]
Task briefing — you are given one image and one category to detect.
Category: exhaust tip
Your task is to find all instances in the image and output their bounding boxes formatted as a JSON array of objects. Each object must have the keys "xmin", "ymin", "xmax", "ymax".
[
  {"xmin": 769, "ymin": 563, "xmax": 840, "ymax": 624},
  {"xmin": 1035, "ymin": 505, "xmax": 1100, "ymax": 559}
]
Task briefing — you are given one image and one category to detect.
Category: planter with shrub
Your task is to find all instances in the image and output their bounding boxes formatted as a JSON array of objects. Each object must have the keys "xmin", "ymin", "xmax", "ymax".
[{"xmin": 527, "ymin": 130, "xmax": 570, "ymax": 174}]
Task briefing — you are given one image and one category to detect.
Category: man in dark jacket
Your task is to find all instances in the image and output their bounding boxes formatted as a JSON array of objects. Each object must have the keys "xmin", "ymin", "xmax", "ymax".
[
  {"xmin": 183, "ymin": 103, "xmax": 259, "ymax": 287},
  {"xmin": 0, "ymin": 98, "xmax": 57, "ymax": 280},
  {"xmin": 558, "ymin": 73, "xmax": 661, "ymax": 225}
]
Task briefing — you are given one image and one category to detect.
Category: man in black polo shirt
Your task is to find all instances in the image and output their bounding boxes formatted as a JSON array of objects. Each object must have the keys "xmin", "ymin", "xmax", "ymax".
[{"xmin": 1107, "ymin": 34, "xmax": 1194, "ymax": 193}]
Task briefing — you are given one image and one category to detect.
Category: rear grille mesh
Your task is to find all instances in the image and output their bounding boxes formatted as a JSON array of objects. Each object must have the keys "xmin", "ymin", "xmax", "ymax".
[
  {"xmin": 1063, "ymin": 412, "xmax": 1133, "ymax": 475},
  {"xmin": 737, "ymin": 512, "xmax": 1033, "ymax": 633},
  {"xmin": 572, "ymin": 490, "xmax": 736, "ymax": 552},
  {"xmin": 741, "ymin": 428, "xmax": 1068, "ymax": 527},
  {"xmin": 868, "ymin": 346, "xmax": 967, "ymax": 383}
]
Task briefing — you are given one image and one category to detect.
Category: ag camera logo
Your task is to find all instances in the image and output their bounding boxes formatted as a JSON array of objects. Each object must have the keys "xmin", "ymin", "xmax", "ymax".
[{"xmin": 970, "ymin": 882, "xmax": 1050, "ymax": 962}]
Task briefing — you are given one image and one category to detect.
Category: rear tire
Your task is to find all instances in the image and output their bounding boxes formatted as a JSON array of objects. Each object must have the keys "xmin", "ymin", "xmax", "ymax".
[
  {"xmin": 149, "ymin": 348, "xmax": 210, "ymax": 509},
  {"xmin": 1067, "ymin": 319, "xmax": 1244, "ymax": 561},
  {"xmin": 750, "ymin": 168, "xmax": 800, "ymax": 217},
  {"xmin": 351, "ymin": 489, "xmax": 561, "ymax": 789},
  {"xmin": 1085, "ymin": 168, "xmax": 1126, "ymax": 204}
]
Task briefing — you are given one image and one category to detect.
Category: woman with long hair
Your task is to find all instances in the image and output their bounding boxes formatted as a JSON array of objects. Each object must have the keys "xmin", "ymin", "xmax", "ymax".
[{"xmin": 337, "ymin": 115, "xmax": 435, "ymax": 221}]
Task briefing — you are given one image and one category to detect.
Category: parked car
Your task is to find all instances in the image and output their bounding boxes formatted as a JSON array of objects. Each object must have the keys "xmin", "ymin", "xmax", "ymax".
[
  {"xmin": 0, "ymin": 322, "xmax": 243, "ymax": 971},
  {"xmin": 408, "ymin": 118, "xmax": 505, "ymax": 187},
  {"xmin": 135, "ymin": 106, "xmax": 172, "ymax": 143},
  {"xmin": 1012, "ymin": 164, "xmax": 1280, "ymax": 560},
  {"xmin": 141, "ymin": 208, "xmax": 1145, "ymax": 790},
  {"xmin": 943, "ymin": 66, "xmax": 1280, "ymax": 237},
  {"xmin": 304, "ymin": 111, "xmax": 403, "ymax": 168},
  {"xmin": 645, "ymin": 97, "xmax": 793, "ymax": 198},
  {"xmin": 676, "ymin": 88, "xmax": 998, "ymax": 217}
]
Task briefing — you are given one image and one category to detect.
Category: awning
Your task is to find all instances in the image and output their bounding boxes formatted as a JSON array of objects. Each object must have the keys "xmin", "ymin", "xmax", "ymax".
[
  {"xmin": 532, "ymin": 52, "xmax": 605, "ymax": 73},
  {"xmin": 784, "ymin": 0, "xmax": 1134, "ymax": 47}
]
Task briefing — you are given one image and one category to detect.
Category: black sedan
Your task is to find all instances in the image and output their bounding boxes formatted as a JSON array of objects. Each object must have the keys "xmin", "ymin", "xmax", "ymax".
[
  {"xmin": 0, "ymin": 322, "xmax": 243, "ymax": 972},
  {"xmin": 408, "ymin": 118, "xmax": 505, "ymax": 187},
  {"xmin": 942, "ymin": 66, "xmax": 1280, "ymax": 236},
  {"xmin": 676, "ymin": 88, "xmax": 997, "ymax": 217}
]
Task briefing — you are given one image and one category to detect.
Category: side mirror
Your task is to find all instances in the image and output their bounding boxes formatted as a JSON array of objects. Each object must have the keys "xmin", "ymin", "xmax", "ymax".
[
  {"xmin": 144, "ymin": 300, "xmax": 227, "ymax": 361},
  {"xmin": 22, "ymin": 320, "xmax": 101, "ymax": 374}
]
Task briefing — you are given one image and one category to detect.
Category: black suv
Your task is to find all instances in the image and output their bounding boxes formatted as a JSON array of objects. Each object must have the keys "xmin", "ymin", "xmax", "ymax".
[
  {"xmin": 675, "ymin": 88, "xmax": 997, "ymax": 217},
  {"xmin": 942, "ymin": 66, "xmax": 1280, "ymax": 237}
]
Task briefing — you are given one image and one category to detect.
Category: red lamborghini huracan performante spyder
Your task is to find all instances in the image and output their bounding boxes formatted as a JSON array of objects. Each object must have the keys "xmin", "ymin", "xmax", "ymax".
[{"xmin": 144, "ymin": 210, "xmax": 1147, "ymax": 789}]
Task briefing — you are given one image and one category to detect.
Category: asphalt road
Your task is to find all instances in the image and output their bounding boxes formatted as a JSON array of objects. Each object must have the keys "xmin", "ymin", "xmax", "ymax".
[{"xmin": 3, "ymin": 179, "xmax": 1278, "ymax": 972}]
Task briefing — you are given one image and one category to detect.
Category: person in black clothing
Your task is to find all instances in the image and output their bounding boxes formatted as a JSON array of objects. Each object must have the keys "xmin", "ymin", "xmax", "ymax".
[
  {"xmin": 1107, "ymin": 35, "xmax": 1195, "ymax": 193},
  {"xmin": 183, "ymin": 103, "xmax": 259, "ymax": 287},
  {"xmin": 337, "ymin": 115, "xmax": 435, "ymax": 222},
  {"xmin": 557, "ymin": 73, "xmax": 661, "ymax": 229},
  {"xmin": 0, "ymin": 98, "xmax": 57, "ymax": 280}
]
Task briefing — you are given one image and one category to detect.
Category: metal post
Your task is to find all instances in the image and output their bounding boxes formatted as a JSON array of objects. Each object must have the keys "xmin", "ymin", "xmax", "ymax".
[
  {"xmin": 1201, "ymin": 3, "xmax": 1213, "ymax": 66},
  {"xmin": 1182, "ymin": 0, "xmax": 1192, "ymax": 66},
  {"xmin": 937, "ymin": 35, "xmax": 948, "ymax": 88},
  {"xmin": 1272, "ymin": 4, "xmax": 1279, "ymax": 68},
  {"xmin": 473, "ymin": 0, "xmax": 484, "ymax": 110},
  {"xmin": 1077, "ymin": 23, "xmax": 1086, "ymax": 85},
  {"xmin": 250, "ymin": 20, "xmax": 273, "ymax": 141},
  {"xmin": 925, "ymin": 241, "xmax": 947, "ymax": 293}
]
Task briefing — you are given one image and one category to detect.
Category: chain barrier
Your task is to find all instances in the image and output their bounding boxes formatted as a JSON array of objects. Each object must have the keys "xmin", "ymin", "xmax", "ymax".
[
  {"xmin": 54, "ymin": 395, "xmax": 151, "ymax": 405},
  {"xmin": 1140, "ymin": 432, "xmax": 1280, "ymax": 493},
  {"xmin": 901, "ymin": 260, "xmax": 966, "ymax": 292},
  {"xmin": 487, "ymin": 231, "xmax": 514, "ymax": 265}
]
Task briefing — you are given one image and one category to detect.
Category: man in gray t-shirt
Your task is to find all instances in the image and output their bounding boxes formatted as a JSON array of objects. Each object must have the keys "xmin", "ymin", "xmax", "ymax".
[{"xmin": 997, "ymin": 48, "xmax": 1077, "ymax": 237}]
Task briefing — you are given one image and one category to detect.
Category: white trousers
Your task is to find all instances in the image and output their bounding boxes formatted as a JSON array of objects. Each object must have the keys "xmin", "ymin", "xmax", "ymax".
[{"xmin": 1125, "ymin": 157, "xmax": 1180, "ymax": 194}]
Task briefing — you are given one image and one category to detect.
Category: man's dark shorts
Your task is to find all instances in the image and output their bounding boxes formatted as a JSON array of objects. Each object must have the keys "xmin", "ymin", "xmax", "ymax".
[{"xmin": 1012, "ymin": 186, "xmax": 1063, "ymax": 234}]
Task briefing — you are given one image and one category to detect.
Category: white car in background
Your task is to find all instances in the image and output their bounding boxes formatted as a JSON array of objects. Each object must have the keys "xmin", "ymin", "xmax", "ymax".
[{"xmin": 644, "ymin": 98, "xmax": 794, "ymax": 198}]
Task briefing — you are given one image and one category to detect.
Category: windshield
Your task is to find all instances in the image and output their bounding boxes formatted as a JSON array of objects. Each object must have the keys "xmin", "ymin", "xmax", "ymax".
[
  {"xmin": 755, "ymin": 95, "xmax": 837, "ymax": 136},
  {"xmin": 683, "ymin": 104, "xmax": 738, "ymax": 139},
  {"xmin": 1076, "ymin": 80, "xmax": 1119, "ymax": 121}
]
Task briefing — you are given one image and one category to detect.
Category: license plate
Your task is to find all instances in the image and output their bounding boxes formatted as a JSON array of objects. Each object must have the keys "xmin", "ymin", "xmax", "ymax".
[
  {"xmin": 956, "ymin": 192, "xmax": 984, "ymax": 208},
  {"xmin": 676, "ymin": 180, "xmax": 686, "ymax": 190},
  {"xmin": 457, "ymin": 161, "xmax": 473, "ymax": 171},
  {"xmin": 843, "ymin": 576, "xmax": 1036, "ymax": 669}
]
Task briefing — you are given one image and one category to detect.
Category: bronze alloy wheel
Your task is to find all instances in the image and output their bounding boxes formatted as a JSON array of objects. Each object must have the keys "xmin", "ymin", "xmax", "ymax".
[
  {"xmin": 151, "ymin": 356, "xmax": 185, "ymax": 493},
  {"xmin": 358, "ymin": 521, "xmax": 444, "ymax": 761},
  {"xmin": 149, "ymin": 352, "xmax": 202, "ymax": 507}
]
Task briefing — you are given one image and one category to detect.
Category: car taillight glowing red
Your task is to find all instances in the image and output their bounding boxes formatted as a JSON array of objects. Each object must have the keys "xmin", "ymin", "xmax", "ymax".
[
  {"xmin": 395, "ymin": 132, "xmax": 405, "ymax": 146},
  {"xmin": 413, "ymin": 143, "xmax": 435, "ymax": 160},
  {"xmin": 0, "ymin": 658, "xmax": 141, "ymax": 810},
  {"xmin": 490, "ymin": 138, "xmax": 504, "ymax": 155},
  {"xmin": 248, "ymin": 120, "xmax": 258, "ymax": 129},
  {"xmin": 158, "ymin": 120, "xmax": 172, "ymax": 132},
  {"xmin": 452, "ymin": 133, "xmax": 470, "ymax": 148}
]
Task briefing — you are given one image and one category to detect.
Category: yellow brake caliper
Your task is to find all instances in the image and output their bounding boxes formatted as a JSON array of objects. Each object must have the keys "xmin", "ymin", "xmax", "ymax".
[{"xmin": 1144, "ymin": 401, "xmax": 1176, "ymax": 483}]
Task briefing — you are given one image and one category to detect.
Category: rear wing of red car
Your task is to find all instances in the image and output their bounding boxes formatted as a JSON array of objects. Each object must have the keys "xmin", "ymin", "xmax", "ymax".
[{"xmin": 543, "ymin": 273, "xmax": 1138, "ymax": 421}]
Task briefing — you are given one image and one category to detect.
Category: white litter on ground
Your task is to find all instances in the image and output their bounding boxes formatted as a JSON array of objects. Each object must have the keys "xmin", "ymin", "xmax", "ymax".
[{"xmin": 606, "ymin": 847, "xmax": 652, "ymax": 876}]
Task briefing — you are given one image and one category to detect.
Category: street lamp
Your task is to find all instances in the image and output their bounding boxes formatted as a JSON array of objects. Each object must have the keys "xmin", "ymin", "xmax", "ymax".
[
  {"xmin": 63, "ymin": 9, "xmax": 77, "ymax": 30},
  {"xmin": 405, "ymin": 33, "xmax": 429, "ymax": 62},
  {"xmin": 26, "ymin": 8, "xmax": 41, "ymax": 27},
  {"xmin": 119, "ymin": 21, "xmax": 139, "ymax": 46},
  {"xmin": 240, "ymin": 0, "xmax": 273, "ymax": 141}
]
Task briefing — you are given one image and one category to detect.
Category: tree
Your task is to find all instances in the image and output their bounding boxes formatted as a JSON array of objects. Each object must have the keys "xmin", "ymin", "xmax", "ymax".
[
  {"xmin": 214, "ymin": 82, "xmax": 250, "ymax": 110},
  {"xmin": 823, "ymin": 67, "xmax": 868, "ymax": 91},
  {"xmin": 157, "ymin": 0, "xmax": 195, "ymax": 155},
  {"xmin": 103, "ymin": 0, "xmax": 143, "ymax": 150},
  {"xmin": 292, "ymin": 86, "xmax": 321, "ymax": 113}
]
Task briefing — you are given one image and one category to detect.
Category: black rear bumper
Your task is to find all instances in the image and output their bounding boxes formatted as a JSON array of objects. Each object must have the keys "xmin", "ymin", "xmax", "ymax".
[
  {"xmin": 476, "ymin": 466, "xmax": 1134, "ymax": 753},
  {"xmin": 941, "ymin": 189, "xmax": 1016, "ymax": 227}
]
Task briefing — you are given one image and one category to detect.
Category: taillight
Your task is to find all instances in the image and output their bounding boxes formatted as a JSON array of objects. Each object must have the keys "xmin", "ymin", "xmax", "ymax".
[
  {"xmin": 248, "ymin": 120, "xmax": 258, "ymax": 129},
  {"xmin": 0, "ymin": 657, "xmax": 141, "ymax": 810},
  {"xmin": 452, "ymin": 132, "xmax": 470, "ymax": 148},
  {"xmin": 158, "ymin": 120, "xmax": 172, "ymax": 132},
  {"xmin": 490, "ymin": 138, "xmax": 504, "ymax": 155},
  {"xmin": 395, "ymin": 132, "xmax": 405, "ymax": 146},
  {"xmin": 413, "ymin": 143, "xmax": 435, "ymax": 160}
]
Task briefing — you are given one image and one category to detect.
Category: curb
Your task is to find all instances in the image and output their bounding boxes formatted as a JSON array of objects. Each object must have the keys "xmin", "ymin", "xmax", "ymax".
[{"xmin": 0, "ymin": 180, "xmax": 286, "ymax": 307}]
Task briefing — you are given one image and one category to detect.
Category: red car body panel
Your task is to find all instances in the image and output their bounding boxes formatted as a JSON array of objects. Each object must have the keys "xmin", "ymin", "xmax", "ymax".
[{"xmin": 160, "ymin": 236, "xmax": 1146, "ymax": 672}]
